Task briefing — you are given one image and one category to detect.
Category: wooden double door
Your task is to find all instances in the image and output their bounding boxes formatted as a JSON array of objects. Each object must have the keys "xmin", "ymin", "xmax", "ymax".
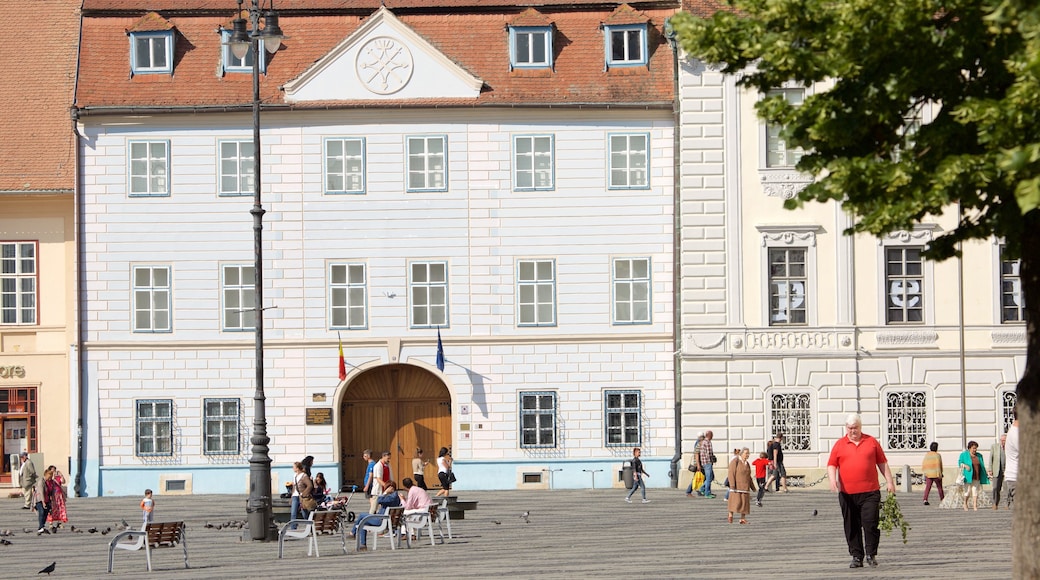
[{"xmin": 339, "ymin": 364, "xmax": 451, "ymax": 492}]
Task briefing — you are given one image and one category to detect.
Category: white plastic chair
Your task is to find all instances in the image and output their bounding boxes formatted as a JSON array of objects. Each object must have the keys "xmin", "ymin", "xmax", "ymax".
[
  {"xmin": 277, "ymin": 513, "xmax": 317, "ymax": 558},
  {"xmin": 401, "ymin": 505, "xmax": 438, "ymax": 547},
  {"xmin": 357, "ymin": 507, "xmax": 402, "ymax": 551},
  {"xmin": 434, "ymin": 499, "xmax": 453, "ymax": 540}
]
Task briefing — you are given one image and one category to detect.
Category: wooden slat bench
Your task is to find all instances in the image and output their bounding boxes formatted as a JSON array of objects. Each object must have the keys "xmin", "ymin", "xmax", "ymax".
[{"xmin": 107, "ymin": 521, "xmax": 188, "ymax": 573}]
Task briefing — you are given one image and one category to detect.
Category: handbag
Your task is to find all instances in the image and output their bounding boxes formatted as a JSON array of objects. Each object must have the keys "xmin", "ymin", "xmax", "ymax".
[
  {"xmin": 301, "ymin": 495, "xmax": 318, "ymax": 511},
  {"xmin": 687, "ymin": 462, "xmax": 698, "ymax": 473},
  {"xmin": 448, "ymin": 471, "xmax": 457, "ymax": 484},
  {"xmin": 710, "ymin": 454, "xmax": 718, "ymax": 464}
]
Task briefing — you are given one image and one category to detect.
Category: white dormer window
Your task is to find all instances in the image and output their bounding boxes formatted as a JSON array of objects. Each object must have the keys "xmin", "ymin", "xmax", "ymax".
[
  {"xmin": 510, "ymin": 26, "xmax": 552, "ymax": 69},
  {"xmin": 130, "ymin": 31, "xmax": 174, "ymax": 74},
  {"xmin": 604, "ymin": 24, "xmax": 646, "ymax": 67},
  {"xmin": 221, "ymin": 30, "xmax": 266, "ymax": 74}
]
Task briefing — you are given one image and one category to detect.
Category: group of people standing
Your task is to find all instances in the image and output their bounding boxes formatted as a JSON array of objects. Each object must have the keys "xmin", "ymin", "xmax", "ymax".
[{"xmin": 18, "ymin": 451, "xmax": 68, "ymax": 534}]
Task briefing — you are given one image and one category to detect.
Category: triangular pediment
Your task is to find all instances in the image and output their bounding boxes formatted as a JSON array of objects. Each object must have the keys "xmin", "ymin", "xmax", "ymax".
[{"xmin": 284, "ymin": 7, "xmax": 483, "ymax": 103}]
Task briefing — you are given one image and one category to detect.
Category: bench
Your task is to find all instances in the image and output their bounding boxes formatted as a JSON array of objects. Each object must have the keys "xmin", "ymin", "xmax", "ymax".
[
  {"xmin": 107, "ymin": 521, "xmax": 188, "ymax": 573},
  {"xmin": 277, "ymin": 511, "xmax": 347, "ymax": 558}
]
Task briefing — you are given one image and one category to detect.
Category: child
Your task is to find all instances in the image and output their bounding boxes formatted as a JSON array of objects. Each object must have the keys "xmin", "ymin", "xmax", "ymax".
[
  {"xmin": 141, "ymin": 489, "xmax": 154, "ymax": 524},
  {"xmin": 751, "ymin": 452, "xmax": 771, "ymax": 507}
]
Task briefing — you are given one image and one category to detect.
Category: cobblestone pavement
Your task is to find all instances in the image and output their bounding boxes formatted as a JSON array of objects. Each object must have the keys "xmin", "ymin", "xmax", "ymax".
[{"xmin": 0, "ymin": 486, "xmax": 1012, "ymax": 579}]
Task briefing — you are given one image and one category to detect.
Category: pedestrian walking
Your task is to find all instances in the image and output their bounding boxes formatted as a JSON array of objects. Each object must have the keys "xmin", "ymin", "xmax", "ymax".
[
  {"xmin": 726, "ymin": 448, "xmax": 755, "ymax": 524},
  {"xmin": 751, "ymin": 451, "xmax": 770, "ymax": 507},
  {"xmin": 989, "ymin": 434, "xmax": 1006, "ymax": 509},
  {"xmin": 957, "ymin": 441, "xmax": 989, "ymax": 511},
  {"xmin": 921, "ymin": 442, "xmax": 944, "ymax": 505},
  {"xmin": 625, "ymin": 447, "xmax": 650, "ymax": 503},
  {"xmin": 699, "ymin": 431, "xmax": 717, "ymax": 498},
  {"xmin": 1004, "ymin": 409, "xmax": 1019, "ymax": 509},
  {"xmin": 18, "ymin": 451, "xmax": 37, "ymax": 509}
]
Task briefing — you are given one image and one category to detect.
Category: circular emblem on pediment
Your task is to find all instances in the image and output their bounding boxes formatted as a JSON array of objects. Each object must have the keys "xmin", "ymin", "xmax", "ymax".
[{"xmin": 356, "ymin": 36, "xmax": 414, "ymax": 95}]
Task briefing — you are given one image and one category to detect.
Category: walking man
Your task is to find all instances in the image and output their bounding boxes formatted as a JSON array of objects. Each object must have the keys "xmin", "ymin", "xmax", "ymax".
[
  {"xmin": 989, "ymin": 433, "xmax": 1006, "ymax": 509},
  {"xmin": 769, "ymin": 433, "xmax": 789, "ymax": 492},
  {"xmin": 19, "ymin": 451, "xmax": 37, "ymax": 509},
  {"xmin": 1004, "ymin": 408, "xmax": 1019, "ymax": 509},
  {"xmin": 685, "ymin": 432, "xmax": 705, "ymax": 496},
  {"xmin": 827, "ymin": 413, "xmax": 896, "ymax": 569},
  {"xmin": 699, "ymin": 431, "xmax": 716, "ymax": 498},
  {"xmin": 625, "ymin": 447, "xmax": 650, "ymax": 503}
]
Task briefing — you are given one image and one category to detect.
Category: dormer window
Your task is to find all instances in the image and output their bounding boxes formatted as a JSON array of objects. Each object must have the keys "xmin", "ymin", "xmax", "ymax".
[
  {"xmin": 130, "ymin": 31, "xmax": 173, "ymax": 74},
  {"xmin": 509, "ymin": 26, "xmax": 552, "ymax": 69},
  {"xmin": 604, "ymin": 24, "xmax": 646, "ymax": 67},
  {"xmin": 221, "ymin": 29, "xmax": 267, "ymax": 74}
]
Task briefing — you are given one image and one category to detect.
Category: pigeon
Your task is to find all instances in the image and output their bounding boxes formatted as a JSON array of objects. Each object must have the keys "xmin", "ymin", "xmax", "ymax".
[
  {"xmin": 520, "ymin": 511, "xmax": 530, "ymax": 523},
  {"xmin": 0, "ymin": 539, "xmax": 12, "ymax": 545},
  {"xmin": 492, "ymin": 520, "xmax": 501, "ymax": 525},
  {"xmin": 38, "ymin": 562, "xmax": 56, "ymax": 575},
  {"xmin": 204, "ymin": 522, "xmax": 215, "ymax": 529},
  {"xmin": 121, "ymin": 519, "xmax": 130, "ymax": 529},
  {"xmin": 69, "ymin": 525, "xmax": 76, "ymax": 532},
  {"xmin": 88, "ymin": 527, "xmax": 98, "ymax": 534},
  {"xmin": 812, "ymin": 509, "xmax": 818, "ymax": 516},
  {"xmin": 102, "ymin": 527, "xmax": 111, "ymax": 535},
  {"xmin": 23, "ymin": 528, "xmax": 32, "ymax": 534}
]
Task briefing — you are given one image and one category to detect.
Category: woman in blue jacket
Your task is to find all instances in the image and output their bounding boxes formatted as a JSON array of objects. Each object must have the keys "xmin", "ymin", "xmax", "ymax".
[{"xmin": 958, "ymin": 441, "xmax": 989, "ymax": 511}]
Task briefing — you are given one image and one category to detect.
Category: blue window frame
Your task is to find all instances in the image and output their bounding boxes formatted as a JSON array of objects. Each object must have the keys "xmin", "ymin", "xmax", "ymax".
[
  {"xmin": 520, "ymin": 392, "xmax": 557, "ymax": 448},
  {"xmin": 608, "ymin": 133, "xmax": 649, "ymax": 189},
  {"xmin": 130, "ymin": 31, "xmax": 174, "ymax": 74},
  {"xmin": 509, "ymin": 26, "xmax": 553, "ymax": 69},
  {"xmin": 221, "ymin": 30, "xmax": 266, "ymax": 74},
  {"xmin": 612, "ymin": 257, "xmax": 651, "ymax": 324},
  {"xmin": 136, "ymin": 399, "xmax": 173, "ymax": 456},
  {"xmin": 330, "ymin": 263, "xmax": 367, "ymax": 329},
  {"xmin": 133, "ymin": 265, "xmax": 171, "ymax": 332},
  {"xmin": 605, "ymin": 390, "xmax": 641, "ymax": 447},
  {"xmin": 204, "ymin": 398, "xmax": 240, "ymax": 455},
  {"xmin": 517, "ymin": 259, "xmax": 556, "ymax": 327},
  {"xmin": 604, "ymin": 24, "xmax": 647, "ymax": 67},
  {"xmin": 410, "ymin": 261, "xmax": 448, "ymax": 328},
  {"xmin": 219, "ymin": 140, "xmax": 255, "ymax": 196},
  {"xmin": 406, "ymin": 136, "xmax": 447, "ymax": 192},
  {"xmin": 222, "ymin": 265, "xmax": 255, "ymax": 331},
  {"xmin": 325, "ymin": 138, "xmax": 366, "ymax": 194},
  {"xmin": 128, "ymin": 140, "xmax": 170, "ymax": 197},
  {"xmin": 513, "ymin": 135, "xmax": 554, "ymax": 191}
]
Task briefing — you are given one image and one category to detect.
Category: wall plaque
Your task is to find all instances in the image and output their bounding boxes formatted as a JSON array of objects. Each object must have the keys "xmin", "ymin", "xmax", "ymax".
[{"xmin": 305, "ymin": 408, "xmax": 333, "ymax": 426}]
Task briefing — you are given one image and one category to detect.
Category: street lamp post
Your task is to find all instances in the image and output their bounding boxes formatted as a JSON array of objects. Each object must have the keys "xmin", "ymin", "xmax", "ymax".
[{"xmin": 228, "ymin": 0, "xmax": 283, "ymax": 541}]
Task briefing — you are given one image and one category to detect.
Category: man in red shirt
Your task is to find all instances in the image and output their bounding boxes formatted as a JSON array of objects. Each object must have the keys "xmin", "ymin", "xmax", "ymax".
[{"xmin": 827, "ymin": 413, "xmax": 896, "ymax": 570}]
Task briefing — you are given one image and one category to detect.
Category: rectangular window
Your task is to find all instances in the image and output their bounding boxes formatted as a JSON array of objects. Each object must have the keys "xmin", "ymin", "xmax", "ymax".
[
  {"xmin": 410, "ymin": 262, "xmax": 448, "ymax": 328},
  {"xmin": 129, "ymin": 140, "xmax": 169, "ymax": 196},
  {"xmin": 768, "ymin": 248, "xmax": 807, "ymax": 325},
  {"xmin": 510, "ymin": 27, "xmax": 552, "ymax": 68},
  {"xmin": 605, "ymin": 25, "xmax": 647, "ymax": 66},
  {"xmin": 885, "ymin": 391, "xmax": 927, "ymax": 450},
  {"xmin": 514, "ymin": 135, "xmax": 554, "ymax": 191},
  {"xmin": 204, "ymin": 398, "xmax": 240, "ymax": 455},
  {"xmin": 131, "ymin": 32, "xmax": 173, "ymax": 74},
  {"xmin": 520, "ymin": 392, "xmax": 556, "ymax": 448},
  {"xmin": 605, "ymin": 390, "xmax": 641, "ymax": 446},
  {"xmin": 885, "ymin": 247, "xmax": 924, "ymax": 324},
  {"xmin": 517, "ymin": 259, "xmax": 555, "ymax": 326},
  {"xmin": 330, "ymin": 263, "xmax": 367, "ymax": 329},
  {"xmin": 769, "ymin": 392, "xmax": 812, "ymax": 451},
  {"xmin": 325, "ymin": 138, "xmax": 366, "ymax": 194},
  {"xmin": 0, "ymin": 242, "xmax": 37, "ymax": 325},
  {"xmin": 133, "ymin": 266, "xmax": 171, "ymax": 332},
  {"xmin": 1000, "ymin": 245, "xmax": 1025, "ymax": 323},
  {"xmin": 407, "ymin": 136, "xmax": 447, "ymax": 191},
  {"xmin": 221, "ymin": 30, "xmax": 266, "ymax": 73},
  {"xmin": 766, "ymin": 89, "xmax": 805, "ymax": 167},
  {"xmin": 222, "ymin": 265, "xmax": 255, "ymax": 331},
  {"xmin": 608, "ymin": 133, "xmax": 649, "ymax": 189},
  {"xmin": 613, "ymin": 258, "xmax": 650, "ymax": 324},
  {"xmin": 219, "ymin": 141, "xmax": 255, "ymax": 196},
  {"xmin": 136, "ymin": 399, "xmax": 173, "ymax": 456}
]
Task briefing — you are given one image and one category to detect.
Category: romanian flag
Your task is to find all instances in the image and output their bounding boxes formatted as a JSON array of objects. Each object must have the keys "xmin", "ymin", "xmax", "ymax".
[
  {"xmin": 338, "ymin": 334, "xmax": 347, "ymax": 381},
  {"xmin": 436, "ymin": 329, "xmax": 445, "ymax": 372}
]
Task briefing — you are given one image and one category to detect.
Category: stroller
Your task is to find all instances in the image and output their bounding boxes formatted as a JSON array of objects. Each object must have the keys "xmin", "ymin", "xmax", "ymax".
[{"xmin": 321, "ymin": 485, "xmax": 359, "ymax": 522}]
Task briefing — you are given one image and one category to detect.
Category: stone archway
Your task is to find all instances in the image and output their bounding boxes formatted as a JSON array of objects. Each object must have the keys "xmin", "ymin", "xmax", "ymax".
[{"xmin": 339, "ymin": 364, "xmax": 451, "ymax": 491}]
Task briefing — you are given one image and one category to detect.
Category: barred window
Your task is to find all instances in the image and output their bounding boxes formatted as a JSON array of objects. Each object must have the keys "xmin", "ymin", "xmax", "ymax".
[
  {"xmin": 885, "ymin": 391, "xmax": 927, "ymax": 450},
  {"xmin": 1001, "ymin": 390, "xmax": 1017, "ymax": 435},
  {"xmin": 520, "ymin": 392, "xmax": 556, "ymax": 448},
  {"xmin": 605, "ymin": 390, "xmax": 640, "ymax": 446},
  {"xmin": 769, "ymin": 393, "xmax": 811, "ymax": 451},
  {"xmin": 136, "ymin": 400, "xmax": 173, "ymax": 456},
  {"xmin": 204, "ymin": 398, "xmax": 240, "ymax": 455}
]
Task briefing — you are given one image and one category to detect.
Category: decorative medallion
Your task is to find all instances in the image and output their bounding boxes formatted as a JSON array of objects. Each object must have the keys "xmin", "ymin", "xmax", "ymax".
[{"xmin": 356, "ymin": 37, "xmax": 413, "ymax": 95}]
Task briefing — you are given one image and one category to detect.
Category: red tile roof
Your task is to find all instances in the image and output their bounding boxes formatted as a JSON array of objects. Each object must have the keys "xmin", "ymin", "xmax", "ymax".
[
  {"xmin": 75, "ymin": 2, "xmax": 680, "ymax": 113},
  {"xmin": 0, "ymin": 0, "xmax": 80, "ymax": 192},
  {"xmin": 128, "ymin": 12, "xmax": 176, "ymax": 32},
  {"xmin": 681, "ymin": 0, "xmax": 734, "ymax": 17}
]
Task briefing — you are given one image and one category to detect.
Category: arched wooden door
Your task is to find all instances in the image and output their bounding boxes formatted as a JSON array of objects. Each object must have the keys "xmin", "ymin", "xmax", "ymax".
[{"xmin": 339, "ymin": 364, "xmax": 451, "ymax": 492}]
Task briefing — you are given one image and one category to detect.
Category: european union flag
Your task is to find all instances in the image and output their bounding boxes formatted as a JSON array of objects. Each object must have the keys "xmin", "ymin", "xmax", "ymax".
[{"xmin": 436, "ymin": 329, "xmax": 445, "ymax": 372}]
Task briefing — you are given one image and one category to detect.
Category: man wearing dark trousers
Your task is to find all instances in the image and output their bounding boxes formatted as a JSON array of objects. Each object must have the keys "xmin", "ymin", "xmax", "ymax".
[{"xmin": 827, "ymin": 413, "xmax": 896, "ymax": 569}]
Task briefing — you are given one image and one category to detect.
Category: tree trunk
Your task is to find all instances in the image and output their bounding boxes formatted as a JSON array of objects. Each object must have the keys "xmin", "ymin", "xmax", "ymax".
[{"xmin": 1012, "ymin": 210, "xmax": 1040, "ymax": 579}]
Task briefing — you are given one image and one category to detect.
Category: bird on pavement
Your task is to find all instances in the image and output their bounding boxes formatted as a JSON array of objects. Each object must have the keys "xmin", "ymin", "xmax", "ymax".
[
  {"xmin": 38, "ymin": 562, "xmax": 56, "ymax": 575},
  {"xmin": 87, "ymin": 527, "xmax": 98, "ymax": 534},
  {"xmin": 0, "ymin": 539, "xmax": 12, "ymax": 545},
  {"xmin": 520, "ymin": 511, "xmax": 530, "ymax": 523},
  {"xmin": 121, "ymin": 519, "xmax": 130, "ymax": 529},
  {"xmin": 492, "ymin": 520, "xmax": 501, "ymax": 525},
  {"xmin": 812, "ymin": 509, "xmax": 818, "ymax": 516}
]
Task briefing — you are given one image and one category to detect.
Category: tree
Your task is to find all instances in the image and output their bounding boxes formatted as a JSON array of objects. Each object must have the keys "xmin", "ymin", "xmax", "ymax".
[{"xmin": 671, "ymin": 0, "xmax": 1040, "ymax": 574}]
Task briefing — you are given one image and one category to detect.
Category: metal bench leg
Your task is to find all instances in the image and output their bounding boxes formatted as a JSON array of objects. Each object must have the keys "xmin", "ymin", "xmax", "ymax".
[{"xmin": 144, "ymin": 542, "xmax": 152, "ymax": 572}]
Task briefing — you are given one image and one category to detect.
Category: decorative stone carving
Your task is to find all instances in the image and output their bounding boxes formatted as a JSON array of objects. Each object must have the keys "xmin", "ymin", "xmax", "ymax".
[
  {"xmin": 760, "ymin": 171, "xmax": 811, "ymax": 199},
  {"xmin": 688, "ymin": 334, "xmax": 726, "ymax": 350},
  {"xmin": 761, "ymin": 230, "xmax": 816, "ymax": 247},
  {"xmin": 879, "ymin": 225, "xmax": 939, "ymax": 245},
  {"xmin": 356, "ymin": 37, "xmax": 414, "ymax": 95},
  {"xmin": 991, "ymin": 329, "xmax": 1026, "ymax": 345},
  {"xmin": 875, "ymin": 330, "xmax": 939, "ymax": 347},
  {"xmin": 731, "ymin": 337, "xmax": 743, "ymax": 348},
  {"xmin": 840, "ymin": 335, "xmax": 852, "ymax": 347},
  {"xmin": 745, "ymin": 331, "xmax": 835, "ymax": 350}
]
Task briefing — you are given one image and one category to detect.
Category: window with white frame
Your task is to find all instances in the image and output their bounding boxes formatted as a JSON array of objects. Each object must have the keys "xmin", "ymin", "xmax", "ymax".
[
  {"xmin": 608, "ymin": 133, "xmax": 649, "ymax": 189},
  {"xmin": 133, "ymin": 266, "xmax": 171, "ymax": 332},
  {"xmin": 1001, "ymin": 390, "xmax": 1017, "ymax": 435},
  {"xmin": 605, "ymin": 390, "xmax": 641, "ymax": 446},
  {"xmin": 765, "ymin": 88, "xmax": 805, "ymax": 167},
  {"xmin": 129, "ymin": 140, "xmax": 169, "ymax": 196},
  {"xmin": 885, "ymin": 246, "xmax": 924, "ymax": 324},
  {"xmin": 130, "ymin": 31, "xmax": 173, "ymax": 74},
  {"xmin": 885, "ymin": 390, "xmax": 927, "ymax": 450},
  {"xmin": 520, "ymin": 392, "xmax": 556, "ymax": 448},
  {"xmin": 325, "ymin": 138, "xmax": 365, "ymax": 194},
  {"xmin": 221, "ymin": 29, "xmax": 266, "ymax": 73},
  {"xmin": 222, "ymin": 265, "xmax": 255, "ymax": 331},
  {"xmin": 613, "ymin": 257, "xmax": 650, "ymax": 324},
  {"xmin": 407, "ymin": 136, "xmax": 446, "ymax": 191},
  {"xmin": 0, "ymin": 242, "xmax": 37, "ymax": 325},
  {"xmin": 219, "ymin": 141, "xmax": 254, "ymax": 196},
  {"xmin": 514, "ymin": 135, "xmax": 554, "ymax": 191},
  {"xmin": 410, "ymin": 262, "xmax": 448, "ymax": 328},
  {"xmin": 510, "ymin": 26, "xmax": 552, "ymax": 68},
  {"xmin": 604, "ymin": 24, "xmax": 647, "ymax": 66},
  {"xmin": 1000, "ymin": 244, "xmax": 1025, "ymax": 323},
  {"xmin": 204, "ymin": 398, "xmax": 240, "ymax": 455},
  {"xmin": 136, "ymin": 399, "xmax": 173, "ymax": 456},
  {"xmin": 517, "ymin": 259, "xmax": 555, "ymax": 326},
  {"xmin": 768, "ymin": 248, "xmax": 807, "ymax": 325},
  {"xmin": 769, "ymin": 392, "xmax": 812, "ymax": 451},
  {"xmin": 330, "ymin": 263, "xmax": 367, "ymax": 329}
]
